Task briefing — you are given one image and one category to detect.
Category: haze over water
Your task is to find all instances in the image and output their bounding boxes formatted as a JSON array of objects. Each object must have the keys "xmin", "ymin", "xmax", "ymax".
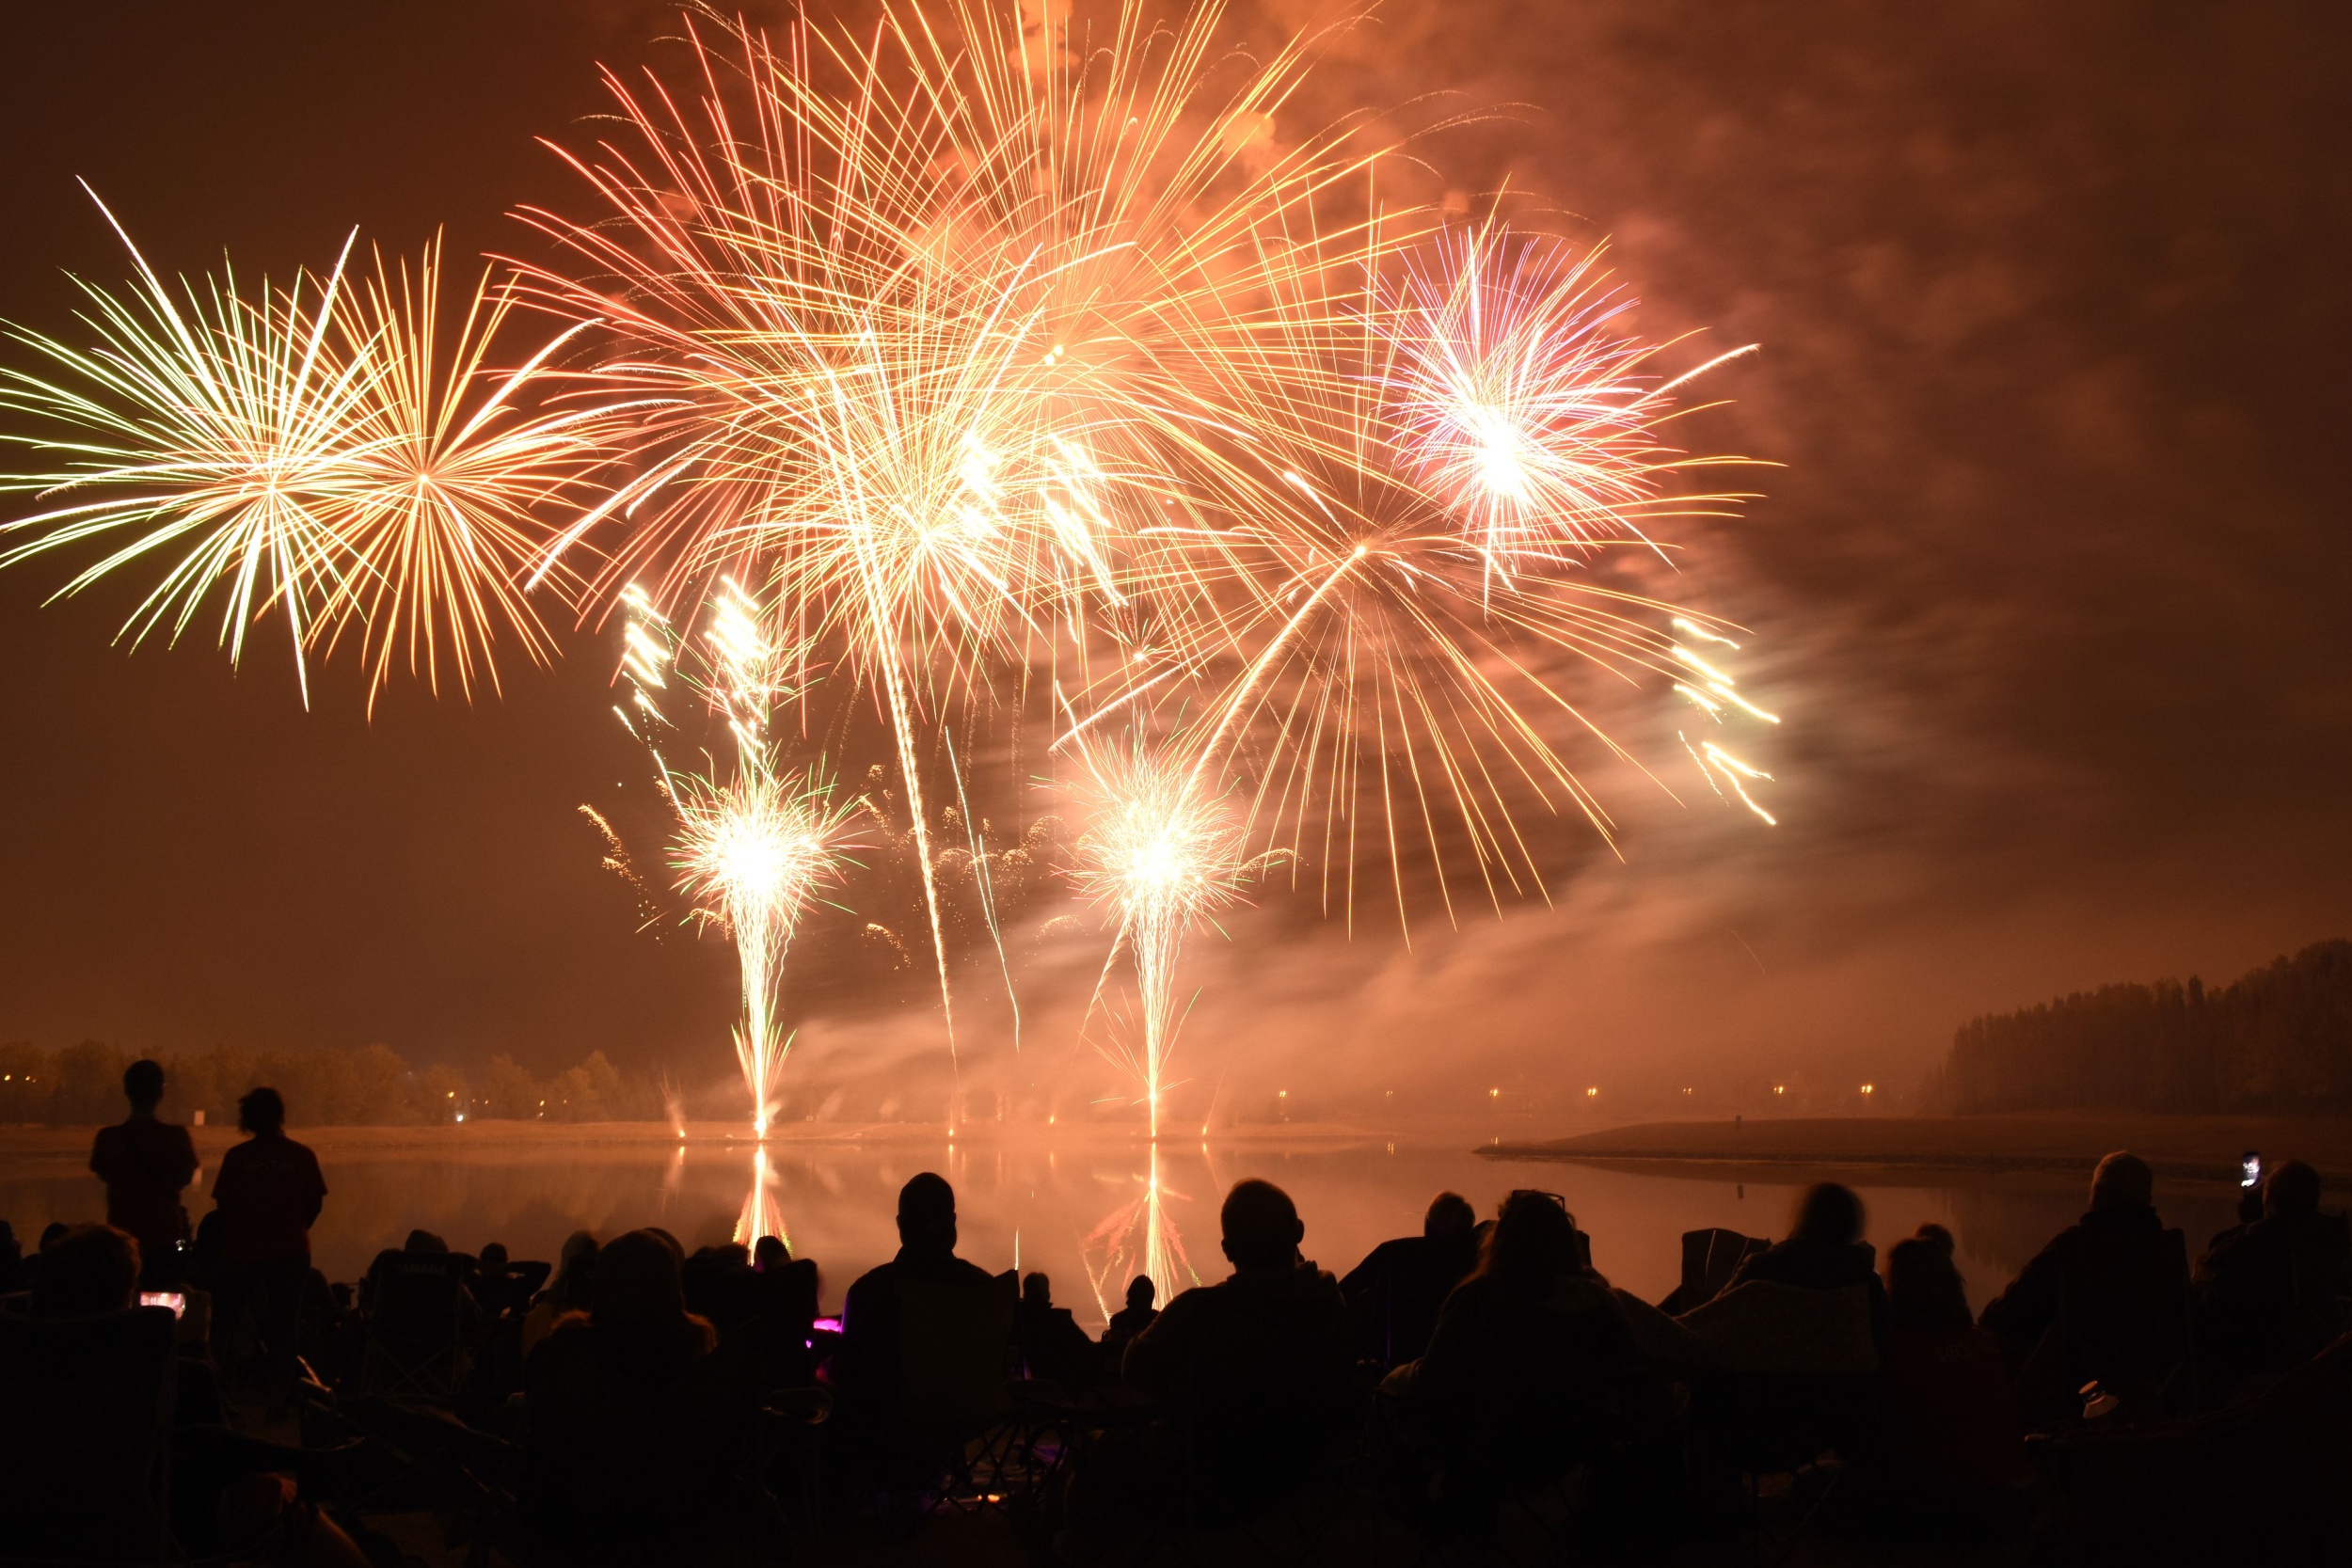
[{"xmin": 0, "ymin": 1130, "xmax": 2248, "ymax": 1329}]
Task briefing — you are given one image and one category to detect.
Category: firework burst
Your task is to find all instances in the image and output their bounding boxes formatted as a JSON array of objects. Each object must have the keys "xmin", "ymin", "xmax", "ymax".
[
  {"xmin": 1071, "ymin": 735, "xmax": 1253, "ymax": 1137},
  {"xmin": 0, "ymin": 192, "xmax": 612, "ymax": 707}
]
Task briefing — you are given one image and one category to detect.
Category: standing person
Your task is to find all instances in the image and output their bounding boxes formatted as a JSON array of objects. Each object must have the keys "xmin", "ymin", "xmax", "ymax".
[
  {"xmin": 87, "ymin": 1058, "xmax": 199, "ymax": 1288},
  {"xmin": 208, "ymin": 1087, "xmax": 327, "ymax": 1394}
]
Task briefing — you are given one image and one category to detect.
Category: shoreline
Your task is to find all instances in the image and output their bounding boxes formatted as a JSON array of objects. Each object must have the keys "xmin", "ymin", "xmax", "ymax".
[{"xmin": 1482, "ymin": 1112, "xmax": 2352, "ymax": 1190}]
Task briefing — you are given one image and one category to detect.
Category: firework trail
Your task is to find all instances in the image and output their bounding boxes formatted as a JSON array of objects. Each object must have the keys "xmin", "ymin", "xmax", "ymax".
[
  {"xmin": 625, "ymin": 580, "xmax": 861, "ymax": 1133},
  {"xmin": 0, "ymin": 191, "xmax": 611, "ymax": 708},
  {"xmin": 577, "ymin": 802, "xmax": 666, "ymax": 936},
  {"xmin": 1070, "ymin": 735, "xmax": 1251, "ymax": 1138}
]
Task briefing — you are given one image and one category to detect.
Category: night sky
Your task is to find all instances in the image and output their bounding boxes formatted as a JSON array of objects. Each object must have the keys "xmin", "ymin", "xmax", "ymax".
[{"xmin": 2, "ymin": 2, "xmax": 2348, "ymax": 1120}]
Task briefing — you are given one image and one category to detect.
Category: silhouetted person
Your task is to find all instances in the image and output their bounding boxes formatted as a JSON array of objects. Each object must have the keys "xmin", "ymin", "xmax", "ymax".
[
  {"xmin": 1393, "ymin": 1191, "xmax": 1629, "ymax": 1497},
  {"xmin": 1859, "ymin": 1227, "xmax": 2030, "ymax": 1540},
  {"xmin": 87, "ymin": 1059, "xmax": 199, "ymax": 1288},
  {"xmin": 29, "ymin": 1223, "xmax": 141, "ymax": 1318},
  {"xmin": 1124, "ymin": 1180, "xmax": 1352, "ymax": 1505},
  {"xmin": 523, "ymin": 1229, "xmax": 755, "ymax": 1563},
  {"xmin": 0, "ymin": 1219, "xmax": 25, "ymax": 1294},
  {"xmin": 2196, "ymin": 1159, "xmax": 2352, "ymax": 1389},
  {"xmin": 208, "ymin": 1087, "xmax": 327, "ymax": 1391},
  {"xmin": 734, "ymin": 1235, "xmax": 818, "ymax": 1389},
  {"xmin": 524, "ymin": 1231, "xmax": 598, "ymax": 1358},
  {"xmin": 1017, "ymin": 1271, "xmax": 1098, "ymax": 1386},
  {"xmin": 1728, "ymin": 1181, "xmax": 1887, "ymax": 1329},
  {"xmin": 834, "ymin": 1173, "xmax": 1010, "ymax": 1448},
  {"xmin": 1342, "ymin": 1191, "xmax": 1482, "ymax": 1369},
  {"xmin": 1103, "ymin": 1275, "xmax": 1158, "ymax": 1359},
  {"xmin": 1979, "ymin": 1151, "xmax": 2188, "ymax": 1423}
]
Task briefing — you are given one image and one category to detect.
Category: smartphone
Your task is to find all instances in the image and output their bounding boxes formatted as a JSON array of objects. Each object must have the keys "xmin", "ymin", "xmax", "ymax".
[
  {"xmin": 139, "ymin": 1291, "xmax": 186, "ymax": 1319},
  {"xmin": 2241, "ymin": 1151, "xmax": 2263, "ymax": 1190}
]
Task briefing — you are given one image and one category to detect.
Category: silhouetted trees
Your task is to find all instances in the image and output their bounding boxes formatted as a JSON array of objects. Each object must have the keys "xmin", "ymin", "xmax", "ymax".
[
  {"xmin": 0, "ymin": 1039, "xmax": 669, "ymax": 1126},
  {"xmin": 1934, "ymin": 940, "xmax": 2352, "ymax": 1113}
]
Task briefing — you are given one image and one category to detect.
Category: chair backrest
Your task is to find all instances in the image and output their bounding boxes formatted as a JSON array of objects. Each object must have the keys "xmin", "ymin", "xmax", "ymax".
[
  {"xmin": 1679, "ymin": 1227, "xmax": 1770, "ymax": 1309},
  {"xmin": 895, "ymin": 1273, "xmax": 1015, "ymax": 1435},
  {"xmin": 372, "ymin": 1252, "xmax": 472, "ymax": 1341},
  {"xmin": 0, "ymin": 1307, "xmax": 177, "ymax": 1562}
]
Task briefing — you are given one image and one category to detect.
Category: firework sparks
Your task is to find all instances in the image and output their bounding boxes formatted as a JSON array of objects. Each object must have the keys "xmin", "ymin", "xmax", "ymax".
[
  {"xmin": 626, "ymin": 579, "xmax": 859, "ymax": 1134},
  {"xmin": 1071, "ymin": 736, "xmax": 1251, "ymax": 1139},
  {"xmin": 672, "ymin": 756, "xmax": 857, "ymax": 1134},
  {"xmin": 0, "ymin": 193, "xmax": 611, "ymax": 707}
]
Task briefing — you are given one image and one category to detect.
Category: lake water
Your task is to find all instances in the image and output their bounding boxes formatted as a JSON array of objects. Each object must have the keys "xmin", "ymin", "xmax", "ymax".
[{"xmin": 0, "ymin": 1130, "xmax": 2248, "ymax": 1330}]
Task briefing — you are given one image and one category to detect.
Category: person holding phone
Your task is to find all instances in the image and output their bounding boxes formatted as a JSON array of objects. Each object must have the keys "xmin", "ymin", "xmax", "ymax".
[{"xmin": 87, "ymin": 1058, "xmax": 199, "ymax": 1289}]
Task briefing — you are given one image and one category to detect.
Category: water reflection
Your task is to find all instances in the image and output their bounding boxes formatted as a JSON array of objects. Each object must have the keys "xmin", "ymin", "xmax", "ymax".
[
  {"xmin": 0, "ymin": 1131, "xmax": 2255, "ymax": 1330},
  {"xmin": 1079, "ymin": 1143, "xmax": 1201, "ymax": 1320},
  {"xmin": 734, "ymin": 1145, "xmax": 787, "ymax": 1251}
]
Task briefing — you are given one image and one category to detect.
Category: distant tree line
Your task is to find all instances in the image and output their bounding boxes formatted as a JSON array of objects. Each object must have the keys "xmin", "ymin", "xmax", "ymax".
[
  {"xmin": 0, "ymin": 1039, "xmax": 672, "ymax": 1126},
  {"xmin": 1932, "ymin": 940, "xmax": 2352, "ymax": 1113}
]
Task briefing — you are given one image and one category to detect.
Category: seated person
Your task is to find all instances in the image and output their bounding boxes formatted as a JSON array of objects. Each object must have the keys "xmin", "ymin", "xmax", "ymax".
[
  {"xmin": 1123, "ymin": 1180, "xmax": 1353, "ymax": 1500},
  {"xmin": 1017, "ymin": 1271, "xmax": 1098, "ymax": 1386},
  {"xmin": 1728, "ymin": 1181, "xmax": 1886, "ymax": 1329},
  {"xmin": 832, "ymin": 1173, "xmax": 1011, "ymax": 1447},
  {"xmin": 1102, "ymin": 1275, "xmax": 1158, "ymax": 1363},
  {"xmin": 1979, "ymin": 1151, "xmax": 2187, "ymax": 1422},
  {"xmin": 681, "ymin": 1242, "xmax": 761, "ymax": 1339},
  {"xmin": 0, "ymin": 1219, "xmax": 25, "ymax": 1294},
  {"xmin": 1341, "ymin": 1191, "xmax": 1481, "ymax": 1369},
  {"xmin": 2196, "ymin": 1160, "xmax": 2352, "ymax": 1388},
  {"xmin": 1859, "ymin": 1227, "xmax": 2029, "ymax": 1539},
  {"xmin": 1391, "ymin": 1191, "xmax": 1629, "ymax": 1495},
  {"xmin": 29, "ymin": 1223, "xmax": 141, "ymax": 1318},
  {"xmin": 743, "ymin": 1235, "xmax": 820, "ymax": 1389},
  {"xmin": 471, "ymin": 1242, "xmax": 549, "ymax": 1320},
  {"xmin": 523, "ymin": 1231, "xmax": 597, "ymax": 1359},
  {"xmin": 522, "ymin": 1230, "xmax": 756, "ymax": 1563}
]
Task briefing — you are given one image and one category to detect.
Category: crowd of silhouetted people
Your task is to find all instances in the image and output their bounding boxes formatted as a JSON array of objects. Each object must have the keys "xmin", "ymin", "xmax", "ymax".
[{"xmin": 4, "ymin": 1060, "xmax": 2350, "ymax": 1565}]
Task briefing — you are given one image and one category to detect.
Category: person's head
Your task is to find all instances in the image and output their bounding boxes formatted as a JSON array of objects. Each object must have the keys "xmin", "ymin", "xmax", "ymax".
[
  {"xmin": 39, "ymin": 1221, "xmax": 68, "ymax": 1251},
  {"xmin": 0, "ymin": 1219, "xmax": 16, "ymax": 1256},
  {"xmin": 1475, "ymin": 1189, "xmax": 1580, "ymax": 1296},
  {"xmin": 592, "ymin": 1229, "xmax": 703, "ymax": 1339},
  {"xmin": 554, "ymin": 1230, "xmax": 598, "ymax": 1303},
  {"xmin": 1885, "ymin": 1236, "xmax": 1971, "ymax": 1332},
  {"xmin": 238, "ymin": 1086, "xmax": 286, "ymax": 1136},
  {"xmin": 1913, "ymin": 1222, "xmax": 1956, "ymax": 1255},
  {"xmin": 2090, "ymin": 1151, "xmax": 2154, "ymax": 1212},
  {"xmin": 1022, "ymin": 1271, "xmax": 1052, "ymax": 1307},
  {"xmin": 1790, "ymin": 1182, "xmax": 1865, "ymax": 1246},
  {"xmin": 897, "ymin": 1172, "xmax": 958, "ymax": 1255},
  {"xmin": 1424, "ymin": 1192, "xmax": 1476, "ymax": 1241},
  {"xmin": 121, "ymin": 1059, "xmax": 165, "ymax": 1114},
  {"xmin": 30, "ymin": 1224, "xmax": 140, "ymax": 1318},
  {"xmin": 1125, "ymin": 1275, "xmax": 1155, "ymax": 1310},
  {"xmin": 405, "ymin": 1229, "xmax": 448, "ymax": 1254},
  {"xmin": 2264, "ymin": 1160, "xmax": 2322, "ymax": 1221},
  {"xmin": 1220, "ymin": 1179, "xmax": 1304, "ymax": 1272},
  {"xmin": 753, "ymin": 1235, "xmax": 788, "ymax": 1271},
  {"xmin": 479, "ymin": 1242, "xmax": 509, "ymax": 1273}
]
